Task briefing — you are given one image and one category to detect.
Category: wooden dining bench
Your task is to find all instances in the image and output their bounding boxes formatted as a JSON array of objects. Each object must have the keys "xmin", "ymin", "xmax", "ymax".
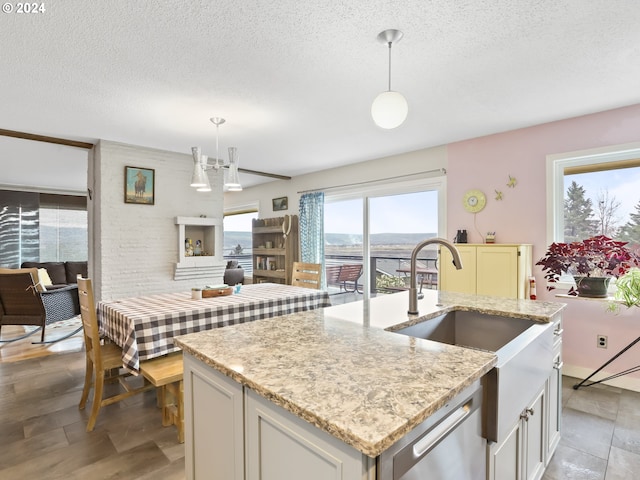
[{"xmin": 140, "ymin": 352, "xmax": 184, "ymax": 443}]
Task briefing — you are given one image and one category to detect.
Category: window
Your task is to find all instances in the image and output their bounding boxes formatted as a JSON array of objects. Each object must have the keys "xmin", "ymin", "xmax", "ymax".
[
  {"xmin": 548, "ymin": 144, "xmax": 640, "ymax": 248},
  {"xmin": 39, "ymin": 194, "xmax": 88, "ymax": 262},
  {"xmin": 223, "ymin": 209, "xmax": 258, "ymax": 275},
  {"xmin": 547, "ymin": 144, "xmax": 640, "ymax": 288},
  {"xmin": 39, "ymin": 208, "xmax": 87, "ymax": 261},
  {"xmin": 0, "ymin": 190, "xmax": 87, "ymax": 267}
]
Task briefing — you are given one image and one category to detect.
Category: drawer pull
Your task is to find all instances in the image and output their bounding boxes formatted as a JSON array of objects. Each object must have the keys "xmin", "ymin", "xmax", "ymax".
[
  {"xmin": 554, "ymin": 361, "xmax": 564, "ymax": 370},
  {"xmin": 554, "ymin": 328, "xmax": 564, "ymax": 336}
]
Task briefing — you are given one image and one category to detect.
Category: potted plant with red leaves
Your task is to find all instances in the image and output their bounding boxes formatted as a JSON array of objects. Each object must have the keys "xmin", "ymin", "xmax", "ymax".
[{"xmin": 536, "ymin": 235, "xmax": 640, "ymax": 298}]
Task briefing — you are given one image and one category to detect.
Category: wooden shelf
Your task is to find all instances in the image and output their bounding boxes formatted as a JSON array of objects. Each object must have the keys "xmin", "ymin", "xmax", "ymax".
[
  {"xmin": 253, "ymin": 270, "xmax": 286, "ymax": 279},
  {"xmin": 253, "ymin": 248, "xmax": 286, "ymax": 255},
  {"xmin": 252, "ymin": 216, "xmax": 298, "ymax": 285}
]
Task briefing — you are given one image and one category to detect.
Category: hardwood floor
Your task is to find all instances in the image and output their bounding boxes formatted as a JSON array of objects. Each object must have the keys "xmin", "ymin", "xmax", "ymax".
[
  {"xmin": 0, "ymin": 324, "xmax": 185, "ymax": 479},
  {"xmin": 3, "ymin": 321, "xmax": 640, "ymax": 479}
]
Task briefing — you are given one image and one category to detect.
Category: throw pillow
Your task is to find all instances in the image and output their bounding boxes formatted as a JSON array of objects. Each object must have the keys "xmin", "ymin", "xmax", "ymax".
[{"xmin": 38, "ymin": 268, "xmax": 53, "ymax": 289}]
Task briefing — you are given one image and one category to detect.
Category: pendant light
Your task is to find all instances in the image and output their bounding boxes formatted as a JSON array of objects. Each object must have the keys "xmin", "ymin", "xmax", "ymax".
[
  {"xmin": 190, "ymin": 117, "xmax": 243, "ymax": 192},
  {"xmin": 371, "ymin": 29, "xmax": 408, "ymax": 129}
]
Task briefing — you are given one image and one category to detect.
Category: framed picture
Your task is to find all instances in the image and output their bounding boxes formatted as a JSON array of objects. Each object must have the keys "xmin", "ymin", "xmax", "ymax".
[
  {"xmin": 124, "ymin": 166, "xmax": 155, "ymax": 205},
  {"xmin": 272, "ymin": 196, "xmax": 288, "ymax": 211}
]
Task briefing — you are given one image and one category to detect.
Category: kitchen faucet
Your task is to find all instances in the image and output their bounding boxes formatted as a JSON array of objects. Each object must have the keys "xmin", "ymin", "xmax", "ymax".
[{"xmin": 408, "ymin": 237, "xmax": 463, "ymax": 315}]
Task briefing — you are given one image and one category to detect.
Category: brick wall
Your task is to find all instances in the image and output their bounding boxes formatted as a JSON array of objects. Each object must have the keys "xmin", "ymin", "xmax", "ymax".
[{"xmin": 90, "ymin": 140, "xmax": 225, "ymax": 301}]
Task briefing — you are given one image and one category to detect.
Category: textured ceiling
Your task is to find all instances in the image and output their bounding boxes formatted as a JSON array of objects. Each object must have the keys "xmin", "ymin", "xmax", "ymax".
[{"xmin": 3, "ymin": 0, "xmax": 640, "ymax": 188}]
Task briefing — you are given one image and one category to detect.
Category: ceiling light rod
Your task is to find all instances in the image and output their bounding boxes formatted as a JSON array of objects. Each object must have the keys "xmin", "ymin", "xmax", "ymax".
[
  {"xmin": 378, "ymin": 29, "xmax": 403, "ymax": 92},
  {"xmin": 371, "ymin": 29, "xmax": 408, "ymax": 130},
  {"xmin": 210, "ymin": 117, "xmax": 225, "ymax": 168}
]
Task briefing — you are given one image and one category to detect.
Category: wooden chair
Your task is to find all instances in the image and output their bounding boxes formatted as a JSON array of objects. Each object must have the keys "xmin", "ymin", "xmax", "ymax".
[
  {"xmin": 337, "ymin": 264, "xmax": 363, "ymax": 293},
  {"xmin": 291, "ymin": 262, "xmax": 322, "ymax": 290},
  {"xmin": 77, "ymin": 277, "xmax": 154, "ymax": 432},
  {"xmin": 140, "ymin": 352, "xmax": 184, "ymax": 443},
  {"xmin": 0, "ymin": 269, "xmax": 47, "ymax": 342}
]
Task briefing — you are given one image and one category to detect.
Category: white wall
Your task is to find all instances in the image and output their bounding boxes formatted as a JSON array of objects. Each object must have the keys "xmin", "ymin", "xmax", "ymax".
[
  {"xmin": 224, "ymin": 146, "xmax": 448, "ymax": 216},
  {"xmin": 91, "ymin": 140, "xmax": 225, "ymax": 301}
]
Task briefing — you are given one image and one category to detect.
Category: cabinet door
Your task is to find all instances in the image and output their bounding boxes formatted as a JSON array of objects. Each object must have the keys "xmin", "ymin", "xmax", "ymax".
[
  {"xmin": 439, "ymin": 245, "xmax": 477, "ymax": 294},
  {"xmin": 487, "ymin": 420, "xmax": 522, "ymax": 480},
  {"xmin": 523, "ymin": 388, "xmax": 545, "ymax": 480},
  {"xmin": 476, "ymin": 246, "xmax": 519, "ymax": 298},
  {"xmin": 546, "ymin": 350, "xmax": 562, "ymax": 462},
  {"xmin": 184, "ymin": 354, "xmax": 244, "ymax": 480},
  {"xmin": 245, "ymin": 389, "xmax": 365, "ymax": 480}
]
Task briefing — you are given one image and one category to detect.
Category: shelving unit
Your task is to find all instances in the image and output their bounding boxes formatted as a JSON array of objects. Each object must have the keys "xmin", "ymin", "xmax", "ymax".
[{"xmin": 252, "ymin": 215, "xmax": 299, "ymax": 285}]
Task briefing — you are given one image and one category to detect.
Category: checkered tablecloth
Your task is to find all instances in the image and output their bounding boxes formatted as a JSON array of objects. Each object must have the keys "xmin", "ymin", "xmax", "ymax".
[{"xmin": 97, "ymin": 283, "xmax": 331, "ymax": 372}]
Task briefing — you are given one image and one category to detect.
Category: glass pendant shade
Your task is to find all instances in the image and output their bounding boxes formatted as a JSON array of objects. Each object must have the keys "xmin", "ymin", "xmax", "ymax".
[
  {"xmin": 190, "ymin": 147, "xmax": 209, "ymax": 187},
  {"xmin": 225, "ymin": 147, "xmax": 242, "ymax": 191},
  {"xmin": 371, "ymin": 90, "xmax": 408, "ymax": 129}
]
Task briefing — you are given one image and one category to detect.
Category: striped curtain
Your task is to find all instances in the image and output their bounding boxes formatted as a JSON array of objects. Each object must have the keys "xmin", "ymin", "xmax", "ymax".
[{"xmin": 299, "ymin": 192, "xmax": 325, "ymax": 287}]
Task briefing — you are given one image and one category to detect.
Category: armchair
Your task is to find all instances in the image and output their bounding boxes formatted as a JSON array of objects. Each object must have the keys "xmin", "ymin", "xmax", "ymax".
[{"xmin": 0, "ymin": 268, "xmax": 82, "ymax": 344}]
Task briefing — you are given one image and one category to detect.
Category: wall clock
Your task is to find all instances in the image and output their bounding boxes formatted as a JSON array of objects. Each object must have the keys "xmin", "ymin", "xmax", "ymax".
[{"xmin": 463, "ymin": 189, "xmax": 486, "ymax": 213}]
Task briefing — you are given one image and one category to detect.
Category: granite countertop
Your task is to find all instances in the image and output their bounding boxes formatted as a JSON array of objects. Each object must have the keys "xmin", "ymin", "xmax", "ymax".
[
  {"xmin": 327, "ymin": 289, "xmax": 567, "ymax": 332},
  {"xmin": 174, "ymin": 289, "xmax": 566, "ymax": 458}
]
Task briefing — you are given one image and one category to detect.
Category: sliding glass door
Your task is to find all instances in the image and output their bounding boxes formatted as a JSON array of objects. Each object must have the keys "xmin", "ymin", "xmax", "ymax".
[
  {"xmin": 369, "ymin": 190, "xmax": 439, "ymax": 295},
  {"xmin": 324, "ymin": 177, "xmax": 445, "ymax": 303}
]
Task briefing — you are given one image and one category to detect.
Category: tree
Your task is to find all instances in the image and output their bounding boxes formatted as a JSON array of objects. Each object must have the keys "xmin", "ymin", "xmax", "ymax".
[
  {"xmin": 619, "ymin": 200, "xmax": 640, "ymax": 246},
  {"xmin": 594, "ymin": 189, "xmax": 621, "ymax": 237},
  {"xmin": 564, "ymin": 181, "xmax": 597, "ymax": 242}
]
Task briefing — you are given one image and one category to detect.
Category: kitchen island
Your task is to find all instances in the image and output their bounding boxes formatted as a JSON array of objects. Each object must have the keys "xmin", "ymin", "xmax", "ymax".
[{"xmin": 174, "ymin": 289, "xmax": 566, "ymax": 480}]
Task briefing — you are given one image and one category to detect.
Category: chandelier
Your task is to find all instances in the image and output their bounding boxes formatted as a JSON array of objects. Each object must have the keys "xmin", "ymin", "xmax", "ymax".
[{"xmin": 190, "ymin": 117, "xmax": 242, "ymax": 192}]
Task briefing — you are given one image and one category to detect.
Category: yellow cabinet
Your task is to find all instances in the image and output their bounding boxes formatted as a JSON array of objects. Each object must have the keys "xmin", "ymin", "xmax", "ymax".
[{"xmin": 439, "ymin": 244, "xmax": 532, "ymax": 299}]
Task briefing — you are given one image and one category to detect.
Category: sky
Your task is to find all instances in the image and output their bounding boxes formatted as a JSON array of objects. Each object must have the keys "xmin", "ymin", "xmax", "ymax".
[
  {"xmin": 325, "ymin": 191, "xmax": 439, "ymax": 234},
  {"xmin": 565, "ymin": 166, "xmax": 640, "ymax": 225}
]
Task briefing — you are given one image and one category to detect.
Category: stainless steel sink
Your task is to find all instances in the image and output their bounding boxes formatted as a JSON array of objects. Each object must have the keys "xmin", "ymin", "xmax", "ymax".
[{"xmin": 391, "ymin": 310, "xmax": 554, "ymax": 442}]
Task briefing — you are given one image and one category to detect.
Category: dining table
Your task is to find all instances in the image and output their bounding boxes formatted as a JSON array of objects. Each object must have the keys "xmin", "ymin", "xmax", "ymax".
[{"xmin": 97, "ymin": 283, "xmax": 331, "ymax": 372}]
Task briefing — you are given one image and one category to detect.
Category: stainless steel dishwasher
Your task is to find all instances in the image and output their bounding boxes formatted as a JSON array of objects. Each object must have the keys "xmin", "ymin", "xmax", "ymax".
[{"xmin": 377, "ymin": 380, "xmax": 485, "ymax": 480}]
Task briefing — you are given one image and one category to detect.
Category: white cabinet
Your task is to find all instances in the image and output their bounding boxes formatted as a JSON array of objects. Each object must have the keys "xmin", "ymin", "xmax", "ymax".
[
  {"xmin": 487, "ymin": 314, "xmax": 562, "ymax": 480},
  {"xmin": 523, "ymin": 388, "xmax": 546, "ymax": 480},
  {"xmin": 439, "ymin": 244, "xmax": 532, "ymax": 299},
  {"xmin": 183, "ymin": 354, "xmax": 244, "ymax": 480},
  {"xmin": 245, "ymin": 389, "xmax": 369, "ymax": 480},
  {"xmin": 183, "ymin": 353, "xmax": 371, "ymax": 480},
  {"xmin": 546, "ymin": 317, "xmax": 563, "ymax": 462},
  {"xmin": 487, "ymin": 386, "xmax": 546, "ymax": 480}
]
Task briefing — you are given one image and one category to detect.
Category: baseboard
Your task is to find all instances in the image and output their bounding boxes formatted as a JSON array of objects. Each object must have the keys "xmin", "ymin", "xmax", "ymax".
[{"xmin": 563, "ymin": 364, "xmax": 640, "ymax": 392}]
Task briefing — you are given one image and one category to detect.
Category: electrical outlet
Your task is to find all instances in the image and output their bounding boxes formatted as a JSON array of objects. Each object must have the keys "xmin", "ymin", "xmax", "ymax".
[{"xmin": 597, "ymin": 335, "xmax": 608, "ymax": 349}]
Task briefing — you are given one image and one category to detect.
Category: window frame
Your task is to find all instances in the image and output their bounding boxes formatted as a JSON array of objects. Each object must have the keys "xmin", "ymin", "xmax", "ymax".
[{"xmin": 545, "ymin": 142, "xmax": 640, "ymax": 289}]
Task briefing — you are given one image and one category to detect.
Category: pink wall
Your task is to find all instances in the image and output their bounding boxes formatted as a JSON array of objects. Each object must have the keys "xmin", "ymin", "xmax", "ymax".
[{"xmin": 447, "ymin": 104, "xmax": 640, "ymax": 384}]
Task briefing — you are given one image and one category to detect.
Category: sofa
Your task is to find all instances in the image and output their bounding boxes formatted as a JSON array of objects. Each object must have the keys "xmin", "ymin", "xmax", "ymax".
[{"xmin": 21, "ymin": 261, "xmax": 88, "ymax": 290}]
